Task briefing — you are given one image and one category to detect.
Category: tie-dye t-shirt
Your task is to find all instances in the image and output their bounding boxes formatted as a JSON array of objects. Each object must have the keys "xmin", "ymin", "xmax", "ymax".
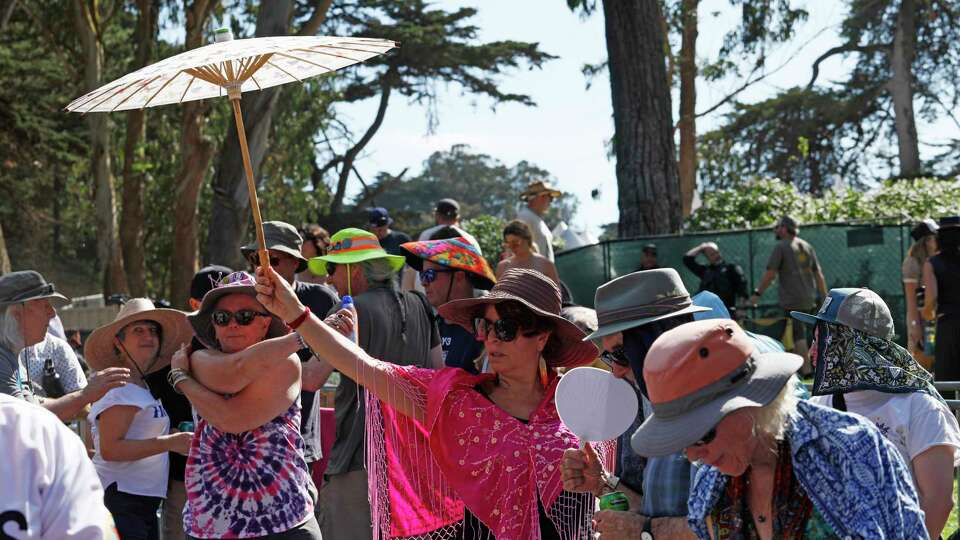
[{"xmin": 183, "ymin": 401, "xmax": 314, "ymax": 538}]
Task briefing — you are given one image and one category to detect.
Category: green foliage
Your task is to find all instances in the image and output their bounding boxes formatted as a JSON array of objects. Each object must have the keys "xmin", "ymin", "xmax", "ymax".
[
  {"xmin": 355, "ymin": 144, "xmax": 578, "ymax": 234},
  {"xmin": 698, "ymin": 87, "xmax": 882, "ymax": 194},
  {"xmin": 687, "ymin": 177, "xmax": 960, "ymax": 231},
  {"xmin": 460, "ymin": 214, "xmax": 507, "ymax": 269}
]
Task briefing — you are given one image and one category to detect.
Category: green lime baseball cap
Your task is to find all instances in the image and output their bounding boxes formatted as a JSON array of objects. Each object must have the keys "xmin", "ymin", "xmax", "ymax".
[{"xmin": 307, "ymin": 228, "xmax": 405, "ymax": 277}]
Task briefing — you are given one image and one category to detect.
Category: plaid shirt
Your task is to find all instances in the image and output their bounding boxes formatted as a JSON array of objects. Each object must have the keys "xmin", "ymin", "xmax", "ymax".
[{"xmin": 637, "ymin": 397, "xmax": 695, "ymax": 517}]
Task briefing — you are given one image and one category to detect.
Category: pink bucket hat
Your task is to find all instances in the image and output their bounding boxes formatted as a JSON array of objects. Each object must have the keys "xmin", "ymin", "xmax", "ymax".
[{"xmin": 630, "ymin": 319, "xmax": 802, "ymax": 457}]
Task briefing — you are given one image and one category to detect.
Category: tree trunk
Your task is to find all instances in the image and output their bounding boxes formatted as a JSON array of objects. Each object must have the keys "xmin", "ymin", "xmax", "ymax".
[
  {"xmin": 169, "ymin": 0, "xmax": 216, "ymax": 308},
  {"xmin": 888, "ymin": 0, "xmax": 920, "ymax": 177},
  {"xmin": 206, "ymin": 0, "xmax": 292, "ymax": 269},
  {"xmin": 74, "ymin": 0, "xmax": 128, "ymax": 296},
  {"xmin": 601, "ymin": 0, "xmax": 681, "ymax": 236},
  {"xmin": 0, "ymin": 220, "xmax": 11, "ymax": 274},
  {"xmin": 678, "ymin": 0, "xmax": 698, "ymax": 217},
  {"xmin": 119, "ymin": 0, "xmax": 156, "ymax": 297}
]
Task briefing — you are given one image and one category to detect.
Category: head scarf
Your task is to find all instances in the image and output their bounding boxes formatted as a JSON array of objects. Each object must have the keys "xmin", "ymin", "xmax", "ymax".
[{"xmin": 813, "ymin": 321, "xmax": 942, "ymax": 404}]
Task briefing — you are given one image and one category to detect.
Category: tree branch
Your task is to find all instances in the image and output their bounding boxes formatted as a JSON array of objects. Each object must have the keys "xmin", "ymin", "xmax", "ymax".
[
  {"xmin": 695, "ymin": 24, "xmax": 834, "ymax": 119},
  {"xmin": 805, "ymin": 42, "xmax": 889, "ymax": 89},
  {"xmin": 327, "ymin": 69, "xmax": 395, "ymax": 215},
  {"xmin": 353, "ymin": 167, "xmax": 408, "ymax": 209},
  {"xmin": 297, "ymin": 0, "xmax": 333, "ymax": 36}
]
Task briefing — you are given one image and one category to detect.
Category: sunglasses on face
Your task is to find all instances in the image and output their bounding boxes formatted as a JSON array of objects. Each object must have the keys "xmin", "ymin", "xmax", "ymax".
[
  {"xmin": 248, "ymin": 255, "xmax": 282, "ymax": 267},
  {"xmin": 473, "ymin": 317, "xmax": 537, "ymax": 342},
  {"xmin": 420, "ymin": 268, "xmax": 458, "ymax": 285},
  {"xmin": 326, "ymin": 262, "xmax": 337, "ymax": 276},
  {"xmin": 211, "ymin": 309, "xmax": 271, "ymax": 327},
  {"xmin": 599, "ymin": 346, "xmax": 630, "ymax": 368}
]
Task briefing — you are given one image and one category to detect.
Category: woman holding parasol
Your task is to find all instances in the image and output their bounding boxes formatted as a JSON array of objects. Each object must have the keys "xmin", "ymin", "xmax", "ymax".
[{"xmin": 255, "ymin": 265, "xmax": 610, "ymax": 540}]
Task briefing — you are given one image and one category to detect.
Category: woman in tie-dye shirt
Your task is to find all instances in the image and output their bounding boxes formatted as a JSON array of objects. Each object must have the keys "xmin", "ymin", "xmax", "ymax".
[{"xmin": 170, "ymin": 272, "xmax": 319, "ymax": 539}]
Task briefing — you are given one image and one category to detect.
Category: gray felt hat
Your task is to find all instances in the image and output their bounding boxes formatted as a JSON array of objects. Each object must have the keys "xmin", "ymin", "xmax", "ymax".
[
  {"xmin": 0, "ymin": 271, "xmax": 70, "ymax": 308},
  {"xmin": 241, "ymin": 221, "xmax": 309, "ymax": 273},
  {"xmin": 586, "ymin": 269, "xmax": 710, "ymax": 340}
]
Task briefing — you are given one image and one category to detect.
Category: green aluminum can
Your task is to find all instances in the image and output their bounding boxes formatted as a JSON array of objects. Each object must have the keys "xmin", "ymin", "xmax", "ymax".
[{"xmin": 598, "ymin": 491, "xmax": 630, "ymax": 512}]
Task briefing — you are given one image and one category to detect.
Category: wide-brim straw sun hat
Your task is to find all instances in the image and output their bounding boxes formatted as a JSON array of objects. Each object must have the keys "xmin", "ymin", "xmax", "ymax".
[
  {"xmin": 437, "ymin": 268, "xmax": 598, "ymax": 368},
  {"xmin": 84, "ymin": 298, "xmax": 192, "ymax": 373},
  {"xmin": 307, "ymin": 228, "xmax": 405, "ymax": 277},
  {"xmin": 630, "ymin": 319, "xmax": 802, "ymax": 457},
  {"xmin": 188, "ymin": 271, "xmax": 289, "ymax": 350}
]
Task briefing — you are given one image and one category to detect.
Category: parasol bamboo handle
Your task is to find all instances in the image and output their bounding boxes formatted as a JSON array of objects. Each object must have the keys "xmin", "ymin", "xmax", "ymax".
[{"xmin": 229, "ymin": 97, "xmax": 270, "ymax": 270}]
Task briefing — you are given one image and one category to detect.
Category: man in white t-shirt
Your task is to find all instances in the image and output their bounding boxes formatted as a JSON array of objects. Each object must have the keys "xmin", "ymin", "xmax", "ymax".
[
  {"xmin": 516, "ymin": 180, "xmax": 561, "ymax": 263},
  {"xmin": 0, "ymin": 393, "xmax": 118, "ymax": 539},
  {"xmin": 793, "ymin": 288, "xmax": 960, "ymax": 539}
]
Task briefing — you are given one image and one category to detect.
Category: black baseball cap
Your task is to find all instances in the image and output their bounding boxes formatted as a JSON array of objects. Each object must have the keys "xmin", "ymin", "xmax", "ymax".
[
  {"xmin": 435, "ymin": 198, "xmax": 460, "ymax": 218},
  {"xmin": 190, "ymin": 265, "xmax": 233, "ymax": 302}
]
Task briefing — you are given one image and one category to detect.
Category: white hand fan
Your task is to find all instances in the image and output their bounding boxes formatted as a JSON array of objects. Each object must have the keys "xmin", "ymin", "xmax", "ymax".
[{"xmin": 556, "ymin": 367, "xmax": 639, "ymax": 444}]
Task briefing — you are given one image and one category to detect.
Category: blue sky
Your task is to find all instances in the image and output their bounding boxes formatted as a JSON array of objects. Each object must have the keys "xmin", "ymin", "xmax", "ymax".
[{"xmin": 333, "ymin": 0, "xmax": 959, "ymax": 236}]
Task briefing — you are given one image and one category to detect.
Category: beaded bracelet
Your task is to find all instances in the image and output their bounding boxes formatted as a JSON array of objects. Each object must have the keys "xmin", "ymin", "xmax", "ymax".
[{"xmin": 167, "ymin": 368, "xmax": 192, "ymax": 395}]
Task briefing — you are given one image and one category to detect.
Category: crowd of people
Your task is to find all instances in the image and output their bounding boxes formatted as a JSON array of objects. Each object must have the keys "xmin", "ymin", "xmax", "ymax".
[{"xmin": 2, "ymin": 180, "xmax": 960, "ymax": 540}]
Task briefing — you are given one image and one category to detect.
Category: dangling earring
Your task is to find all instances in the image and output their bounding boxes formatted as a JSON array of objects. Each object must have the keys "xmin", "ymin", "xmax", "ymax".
[{"xmin": 538, "ymin": 355, "xmax": 548, "ymax": 387}]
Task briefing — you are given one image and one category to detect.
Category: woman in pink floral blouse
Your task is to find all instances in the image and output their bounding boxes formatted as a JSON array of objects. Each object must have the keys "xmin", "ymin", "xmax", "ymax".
[{"xmin": 256, "ymin": 265, "xmax": 607, "ymax": 540}]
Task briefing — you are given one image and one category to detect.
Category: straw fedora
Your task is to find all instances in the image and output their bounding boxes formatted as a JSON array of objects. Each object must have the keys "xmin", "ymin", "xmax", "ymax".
[
  {"xmin": 437, "ymin": 268, "xmax": 598, "ymax": 368},
  {"xmin": 188, "ymin": 271, "xmax": 289, "ymax": 350},
  {"xmin": 519, "ymin": 180, "xmax": 562, "ymax": 201},
  {"xmin": 84, "ymin": 298, "xmax": 192, "ymax": 373}
]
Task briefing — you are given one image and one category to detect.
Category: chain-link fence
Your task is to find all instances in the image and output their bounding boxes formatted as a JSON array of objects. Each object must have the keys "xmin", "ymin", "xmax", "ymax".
[{"xmin": 557, "ymin": 222, "xmax": 913, "ymax": 345}]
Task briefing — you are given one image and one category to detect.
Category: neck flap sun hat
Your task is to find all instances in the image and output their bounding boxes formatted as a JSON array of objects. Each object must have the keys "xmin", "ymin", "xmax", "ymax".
[
  {"xmin": 437, "ymin": 268, "xmax": 598, "ymax": 368},
  {"xmin": 307, "ymin": 228, "xmax": 406, "ymax": 277},
  {"xmin": 0, "ymin": 270, "xmax": 71, "ymax": 308},
  {"xmin": 85, "ymin": 298, "xmax": 192, "ymax": 373},
  {"xmin": 790, "ymin": 288, "xmax": 941, "ymax": 401},
  {"xmin": 188, "ymin": 271, "xmax": 289, "ymax": 350},
  {"xmin": 630, "ymin": 319, "xmax": 802, "ymax": 457},
  {"xmin": 586, "ymin": 268, "xmax": 710, "ymax": 341},
  {"xmin": 240, "ymin": 221, "xmax": 309, "ymax": 273},
  {"xmin": 400, "ymin": 237, "xmax": 496, "ymax": 290}
]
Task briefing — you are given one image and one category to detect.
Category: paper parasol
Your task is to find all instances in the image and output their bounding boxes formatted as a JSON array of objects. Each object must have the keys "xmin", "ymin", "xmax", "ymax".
[{"xmin": 66, "ymin": 28, "xmax": 396, "ymax": 267}]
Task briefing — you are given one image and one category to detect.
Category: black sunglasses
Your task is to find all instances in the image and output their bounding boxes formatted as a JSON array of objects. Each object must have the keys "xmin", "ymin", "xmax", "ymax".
[
  {"xmin": 473, "ymin": 317, "xmax": 538, "ymax": 342},
  {"xmin": 326, "ymin": 262, "xmax": 337, "ymax": 276},
  {"xmin": 693, "ymin": 428, "xmax": 717, "ymax": 447},
  {"xmin": 599, "ymin": 347, "xmax": 630, "ymax": 368},
  {"xmin": 211, "ymin": 309, "xmax": 271, "ymax": 327},
  {"xmin": 248, "ymin": 254, "xmax": 282, "ymax": 267},
  {"xmin": 420, "ymin": 268, "xmax": 458, "ymax": 285}
]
